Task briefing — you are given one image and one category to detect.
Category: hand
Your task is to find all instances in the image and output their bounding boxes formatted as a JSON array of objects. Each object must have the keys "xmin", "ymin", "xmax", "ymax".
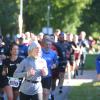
[
  {"xmin": 2, "ymin": 70, "xmax": 7, "ymax": 76},
  {"xmin": 1, "ymin": 55, "xmax": 6, "ymax": 60},
  {"xmin": 2, "ymin": 68, "xmax": 8, "ymax": 76},
  {"xmin": 41, "ymin": 68, "xmax": 47, "ymax": 76},
  {"xmin": 51, "ymin": 64, "xmax": 56, "ymax": 69},
  {"xmin": 27, "ymin": 68, "xmax": 35, "ymax": 76}
]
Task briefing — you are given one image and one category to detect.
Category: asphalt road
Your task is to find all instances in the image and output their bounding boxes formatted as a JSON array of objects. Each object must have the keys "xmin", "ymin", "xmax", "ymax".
[{"xmin": 53, "ymin": 70, "xmax": 97, "ymax": 100}]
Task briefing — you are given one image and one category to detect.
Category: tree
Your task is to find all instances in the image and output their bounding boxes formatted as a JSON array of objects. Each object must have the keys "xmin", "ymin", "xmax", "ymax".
[
  {"xmin": 0, "ymin": 0, "xmax": 97, "ymax": 36},
  {"xmin": 22, "ymin": 0, "xmax": 91, "ymax": 34},
  {"xmin": 78, "ymin": 0, "xmax": 100, "ymax": 38},
  {"xmin": 0, "ymin": 0, "xmax": 18, "ymax": 35}
]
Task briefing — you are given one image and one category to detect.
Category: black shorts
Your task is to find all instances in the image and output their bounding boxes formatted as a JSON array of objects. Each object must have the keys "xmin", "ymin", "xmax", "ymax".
[
  {"xmin": 0, "ymin": 76, "xmax": 8, "ymax": 88},
  {"xmin": 52, "ymin": 68, "xmax": 59, "ymax": 79},
  {"xmin": 12, "ymin": 80, "xmax": 22, "ymax": 91},
  {"xmin": 41, "ymin": 77, "xmax": 52, "ymax": 89},
  {"xmin": 0, "ymin": 76, "xmax": 21, "ymax": 91}
]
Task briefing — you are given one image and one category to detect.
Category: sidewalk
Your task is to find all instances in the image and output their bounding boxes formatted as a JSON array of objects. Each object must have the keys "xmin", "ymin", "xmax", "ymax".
[{"xmin": 54, "ymin": 70, "xmax": 97, "ymax": 100}]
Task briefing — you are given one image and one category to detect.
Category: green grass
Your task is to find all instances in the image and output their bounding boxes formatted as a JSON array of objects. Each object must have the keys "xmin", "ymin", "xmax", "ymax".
[
  {"xmin": 67, "ymin": 81, "xmax": 100, "ymax": 100},
  {"xmin": 85, "ymin": 54, "xmax": 98, "ymax": 70}
]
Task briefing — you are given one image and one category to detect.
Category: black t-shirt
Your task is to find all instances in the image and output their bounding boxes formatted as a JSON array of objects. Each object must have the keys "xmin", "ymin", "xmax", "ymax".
[
  {"xmin": 55, "ymin": 41, "xmax": 67, "ymax": 63},
  {"xmin": 66, "ymin": 41, "xmax": 76, "ymax": 55},
  {"xmin": 3, "ymin": 57, "xmax": 23, "ymax": 77}
]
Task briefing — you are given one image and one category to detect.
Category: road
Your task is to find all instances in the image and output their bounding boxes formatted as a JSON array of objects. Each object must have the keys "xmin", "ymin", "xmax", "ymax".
[{"xmin": 53, "ymin": 70, "xmax": 97, "ymax": 100}]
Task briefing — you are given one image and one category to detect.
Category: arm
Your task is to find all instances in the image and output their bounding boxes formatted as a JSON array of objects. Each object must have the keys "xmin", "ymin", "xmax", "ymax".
[
  {"xmin": 52, "ymin": 51, "xmax": 58, "ymax": 69},
  {"xmin": 40, "ymin": 59, "xmax": 48, "ymax": 76},
  {"xmin": 13, "ymin": 60, "xmax": 27, "ymax": 78}
]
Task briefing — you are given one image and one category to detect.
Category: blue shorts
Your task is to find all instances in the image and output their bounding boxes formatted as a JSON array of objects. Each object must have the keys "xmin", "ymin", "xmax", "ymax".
[{"xmin": 96, "ymin": 60, "xmax": 100, "ymax": 74}]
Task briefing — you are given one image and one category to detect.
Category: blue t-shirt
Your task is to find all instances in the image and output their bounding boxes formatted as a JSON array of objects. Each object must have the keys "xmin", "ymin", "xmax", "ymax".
[{"xmin": 42, "ymin": 48, "xmax": 58, "ymax": 77}]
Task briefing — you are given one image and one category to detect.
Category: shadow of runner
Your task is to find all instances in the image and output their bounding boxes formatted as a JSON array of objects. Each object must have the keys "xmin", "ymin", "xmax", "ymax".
[
  {"xmin": 53, "ymin": 70, "xmax": 97, "ymax": 100},
  {"xmin": 53, "ymin": 86, "xmax": 70, "ymax": 100}
]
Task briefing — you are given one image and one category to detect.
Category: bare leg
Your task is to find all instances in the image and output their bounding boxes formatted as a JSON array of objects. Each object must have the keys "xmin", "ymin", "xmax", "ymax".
[
  {"xmin": 13, "ymin": 90, "xmax": 19, "ymax": 100},
  {"xmin": 3, "ymin": 85, "xmax": 13, "ymax": 100},
  {"xmin": 43, "ymin": 88, "xmax": 50, "ymax": 100}
]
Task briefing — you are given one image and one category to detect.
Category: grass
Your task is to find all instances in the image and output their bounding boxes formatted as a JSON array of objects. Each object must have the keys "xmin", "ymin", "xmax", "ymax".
[
  {"xmin": 85, "ymin": 54, "xmax": 98, "ymax": 70},
  {"xmin": 67, "ymin": 81, "xmax": 100, "ymax": 100}
]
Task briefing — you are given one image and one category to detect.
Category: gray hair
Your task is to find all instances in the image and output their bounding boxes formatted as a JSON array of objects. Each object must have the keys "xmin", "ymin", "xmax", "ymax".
[{"xmin": 28, "ymin": 41, "xmax": 41, "ymax": 53}]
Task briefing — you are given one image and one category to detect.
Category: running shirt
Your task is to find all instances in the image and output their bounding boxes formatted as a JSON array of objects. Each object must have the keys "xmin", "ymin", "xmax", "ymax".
[
  {"xmin": 3, "ymin": 57, "xmax": 23, "ymax": 77},
  {"xmin": 55, "ymin": 41, "xmax": 67, "ymax": 65},
  {"xmin": 42, "ymin": 48, "xmax": 58, "ymax": 77},
  {"xmin": 66, "ymin": 41, "xmax": 76, "ymax": 61},
  {"xmin": 13, "ymin": 56, "xmax": 48, "ymax": 95}
]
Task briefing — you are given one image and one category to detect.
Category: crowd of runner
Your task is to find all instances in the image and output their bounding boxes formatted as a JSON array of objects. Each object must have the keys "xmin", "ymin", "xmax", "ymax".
[{"xmin": 0, "ymin": 29, "xmax": 99, "ymax": 100}]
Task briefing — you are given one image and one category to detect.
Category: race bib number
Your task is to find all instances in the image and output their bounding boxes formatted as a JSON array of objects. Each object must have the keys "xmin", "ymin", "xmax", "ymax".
[{"xmin": 8, "ymin": 77, "xmax": 20, "ymax": 88}]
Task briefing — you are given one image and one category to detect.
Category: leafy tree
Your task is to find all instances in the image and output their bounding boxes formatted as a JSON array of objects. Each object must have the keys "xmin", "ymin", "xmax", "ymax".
[
  {"xmin": 78, "ymin": 0, "xmax": 100, "ymax": 37},
  {"xmin": 0, "ymin": 0, "xmax": 99, "ymax": 37},
  {"xmin": 22, "ymin": 0, "xmax": 91, "ymax": 34},
  {"xmin": 50, "ymin": 0, "xmax": 92, "ymax": 33},
  {"xmin": 0, "ymin": 0, "xmax": 18, "ymax": 35}
]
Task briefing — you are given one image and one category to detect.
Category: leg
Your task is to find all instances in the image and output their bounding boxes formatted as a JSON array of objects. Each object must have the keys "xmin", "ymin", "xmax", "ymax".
[
  {"xmin": 3, "ymin": 85, "xmax": 13, "ymax": 100},
  {"xmin": 32, "ymin": 93, "xmax": 43, "ymax": 100},
  {"xmin": 0, "ymin": 89, "xmax": 4, "ymax": 100},
  {"xmin": 67, "ymin": 62, "xmax": 71, "ymax": 79},
  {"xmin": 71, "ymin": 61, "xmax": 76, "ymax": 78},
  {"xmin": 13, "ymin": 90, "xmax": 19, "ymax": 100},
  {"xmin": 80, "ymin": 54, "xmax": 86, "ymax": 75},
  {"xmin": 51, "ymin": 78, "xmax": 57, "ymax": 91},
  {"xmin": 43, "ymin": 88, "xmax": 50, "ymax": 100},
  {"xmin": 58, "ymin": 72, "xmax": 65, "ymax": 93},
  {"xmin": 51, "ymin": 68, "xmax": 59, "ymax": 91},
  {"xmin": 42, "ymin": 77, "xmax": 52, "ymax": 100}
]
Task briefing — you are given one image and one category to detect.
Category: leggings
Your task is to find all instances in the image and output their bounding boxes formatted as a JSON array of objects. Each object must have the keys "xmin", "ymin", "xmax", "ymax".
[{"xmin": 20, "ymin": 92, "xmax": 43, "ymax": 100}]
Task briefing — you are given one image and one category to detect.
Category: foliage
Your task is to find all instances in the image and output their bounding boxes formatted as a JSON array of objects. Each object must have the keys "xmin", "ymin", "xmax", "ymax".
[
  {"xmin": 0, "ymin": 0, "xmax": 99, "ymax": 36},
  {"xmin": 0, "ymin": 0, "xmax": 18, "ymax": 35},
  {"xmin": 92, "ymin": 32, "xmax": 100, "ymax": 39},
  {"xmin": 51, "ymin": 0, "xmax": 92, "ymax": 33},
  {"xmin": 85, "ymin": 54, "xmax": 98, "ymax": 70},
  {"xmin": 78, "ymin": 0, "xmax": 100, "ymax": 36},
  {"xmin": 22, "ymin": 0, "xmax": 91, "ymax": 34}
]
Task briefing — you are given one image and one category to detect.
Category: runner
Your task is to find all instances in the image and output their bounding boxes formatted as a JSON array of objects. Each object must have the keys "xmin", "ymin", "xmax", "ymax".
[
  {"xmin": 41, "ymin": 40, "xmax": 58, "ymax": 100},
  {"xmin": 2, "ymin": 42, "xmax": 23, "ymax": 100},
  {"xmin": 13, "ymin": 41, "xmax": 48, "ymax": 100}
]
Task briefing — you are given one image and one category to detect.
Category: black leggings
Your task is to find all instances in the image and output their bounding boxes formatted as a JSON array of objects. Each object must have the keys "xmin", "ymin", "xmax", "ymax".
[{"xmin": 20, "ymin": 92, "xmax": 43, "ymax": 100}]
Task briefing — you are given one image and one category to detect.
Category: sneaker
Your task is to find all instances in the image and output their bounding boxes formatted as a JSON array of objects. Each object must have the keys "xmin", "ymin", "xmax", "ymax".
[
  {"xmin": 59, "ymin": 90, "xmax": 62, "ymax": 94},
  {"xmin": 51, "ymin": 94, "xmax": 54, "ymax": 100},
  {"xmin": 48, "ymin": 94, "xmax": 51, "ymax": 100},
  {"xmin": 76, "ymin": 70, "xmax": 78, "ymax": 76},
  {"xmin": 0, "ymin": 92, "xmax": 4, "ymax": 100},
  {"xmin": 0, "ymin": 97, "xmax": 4, "ymax": 100}
]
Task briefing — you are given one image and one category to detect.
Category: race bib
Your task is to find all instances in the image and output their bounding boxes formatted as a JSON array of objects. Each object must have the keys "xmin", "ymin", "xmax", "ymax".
[{"xmin": 8, "ymin": 77, "xmax": 20, "ymax": 88}]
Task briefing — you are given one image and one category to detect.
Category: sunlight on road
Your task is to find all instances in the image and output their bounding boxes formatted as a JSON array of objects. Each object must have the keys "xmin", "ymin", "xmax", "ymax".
[{"xmin": 63, "ymin": 79, "xmax": 94, "ymax": 86}]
